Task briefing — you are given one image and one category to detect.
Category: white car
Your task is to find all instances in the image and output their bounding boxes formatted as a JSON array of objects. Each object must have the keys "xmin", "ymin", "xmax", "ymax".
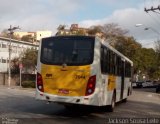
[{"xmin": 142, "ymin": 81, "xmax": 153, "ymax": 88}]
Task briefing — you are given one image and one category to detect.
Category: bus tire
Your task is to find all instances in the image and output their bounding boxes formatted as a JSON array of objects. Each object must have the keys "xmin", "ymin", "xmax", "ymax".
[{"xmin": 107, "ymin": 92, "xmax": 116, "ymax": 112}]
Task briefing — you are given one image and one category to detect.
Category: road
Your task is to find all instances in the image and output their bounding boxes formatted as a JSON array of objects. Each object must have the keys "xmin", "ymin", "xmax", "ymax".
[{"xmin": 0, "ymin": 86, "xmax": 160, "ymax": 124}]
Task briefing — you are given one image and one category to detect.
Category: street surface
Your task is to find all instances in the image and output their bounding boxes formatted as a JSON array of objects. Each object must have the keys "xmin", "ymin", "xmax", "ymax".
[{"xmin": 0, "ymin": 86, "xmax": 160, "ymax": 124}]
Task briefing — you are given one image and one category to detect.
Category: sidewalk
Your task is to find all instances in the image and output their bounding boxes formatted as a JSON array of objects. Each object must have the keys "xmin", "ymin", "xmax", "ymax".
[{"xmin": 0, "ymin": 85, "xmax": 35, "ymax": 91}]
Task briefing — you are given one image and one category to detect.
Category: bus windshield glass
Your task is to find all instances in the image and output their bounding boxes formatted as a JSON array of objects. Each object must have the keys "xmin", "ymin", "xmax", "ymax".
[{"xmin": 40, "ymin": 36, "xmax": 95, "ymax": 65}]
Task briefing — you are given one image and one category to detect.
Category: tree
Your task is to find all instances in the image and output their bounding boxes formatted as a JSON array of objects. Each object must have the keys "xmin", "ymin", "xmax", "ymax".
[
  {"xmin": 0, "ymin": 29, "xmax": 9, "ymax": 38},
  {"xmin": 21, "ymin": 35, "xmax": 34, "ymax": 42},
  {"xmin": 153, "ymin": 40, "xmax": 160, "ymax": 79},
  {"xmin": 114, "ymin": 36, "xmax": 141, "ymax": 59},
  {"xmin": 88, "ymin": 25, "xmax": 102, "ymax": 35},
  {"xmin": 137, "ymin": 48, "xmax": 157, "ymax": 77},
  {"xmin": 155, "ymin": 39, "xmax": 160, "ymax": 62},
  {"xmin": 56, "ymin": 25, "xmax": 67, "ymax": 36},
  {"xmin": 21, "ymin": 48, "xmax": 38, "ymax": 73},
  {"xmin": 0, "ymin": 29, "xmax": 20, "ymax": 40},
  {"xmin": 10, "ymin": 58, "xmax": 20, "ymax": 74},
  {"xmin": 88, "ymin": 23, "xmax": 128, "ymax": 46},
  {"xmin": 101, "ymin": 23, "xmax": 128, "ymax": 37}
]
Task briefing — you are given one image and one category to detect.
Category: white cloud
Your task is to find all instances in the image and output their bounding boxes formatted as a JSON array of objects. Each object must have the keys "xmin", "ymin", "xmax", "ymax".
[
  {"xmin": 0, "ymin": 0, "xmax": 81, "ymax": 33},
  {"xmin": 79, "ymin": 2, "xmax": 160, "ymax": 48}
]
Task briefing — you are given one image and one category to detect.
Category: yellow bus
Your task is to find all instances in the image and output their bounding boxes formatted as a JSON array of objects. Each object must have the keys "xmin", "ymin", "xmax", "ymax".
[{"xmin": 36, "ymin": 35, "xmax": 133, "ymax": 111}]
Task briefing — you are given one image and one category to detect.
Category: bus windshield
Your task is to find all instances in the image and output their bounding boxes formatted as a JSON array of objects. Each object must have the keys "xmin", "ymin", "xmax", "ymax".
[{"xmin": 40, "ymin": 36, "xmax": 95, "ymax": 66}]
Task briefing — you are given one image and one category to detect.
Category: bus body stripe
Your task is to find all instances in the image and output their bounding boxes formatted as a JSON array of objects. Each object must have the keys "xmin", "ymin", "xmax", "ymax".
[{"xmin": 107, "ymin": 75, "xmax": 116, "ymax": 91}]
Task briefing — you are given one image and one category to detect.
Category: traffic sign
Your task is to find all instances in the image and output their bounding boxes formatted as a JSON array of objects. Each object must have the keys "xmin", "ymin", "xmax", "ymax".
[{"xmin": 19, "ymin": 63, "xmax": 23, "ymax": 69}]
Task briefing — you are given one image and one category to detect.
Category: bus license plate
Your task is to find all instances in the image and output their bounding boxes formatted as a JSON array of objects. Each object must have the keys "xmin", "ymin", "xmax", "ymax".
[{"xmin": 58, "ymin": 89, "xmax": 69, "ymax": 94}]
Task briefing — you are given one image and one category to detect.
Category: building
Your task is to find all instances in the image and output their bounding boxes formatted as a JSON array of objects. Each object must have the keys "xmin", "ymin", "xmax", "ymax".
[
  {"xmin": 35, "ymin": 31, "xmax": 52, "ymax": 41},
  {"xmin": 56, "ymin": 24, "xmax": 89, "ymax": 36},
  {"xmin": 0, "ymin": 37, "xmax": 38, "ymax": 72},
  {"xmin": 14, "ymin": 30, "xmax": 52, "ymax": 43},
  {"xmin": 14, "ymin": 32, "xmax": 34, "ymax": 38}
]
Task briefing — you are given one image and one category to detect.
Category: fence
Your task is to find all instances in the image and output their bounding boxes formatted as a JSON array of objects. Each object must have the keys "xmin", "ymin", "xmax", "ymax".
[{"xmin": 0, "ymin": 72, "xmax": 36, "ymax": 86}]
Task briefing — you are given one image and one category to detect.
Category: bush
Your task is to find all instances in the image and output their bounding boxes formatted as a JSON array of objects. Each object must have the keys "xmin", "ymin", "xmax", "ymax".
[{"xmin": 22, "ymin": 81, "xmax": 35, "ymax": 88}]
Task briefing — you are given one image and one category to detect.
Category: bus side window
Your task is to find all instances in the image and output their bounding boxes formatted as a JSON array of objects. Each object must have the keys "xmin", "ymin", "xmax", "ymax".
[
  {"xmin": 111, "ymin": 52, "xmax": 116, "ymax": 75},
  {"xmin": 117, "ymin": 56, "xmax": 121, "ymax": 76},
  {"xmin": 104, "ymin": 47, "xmax": 108, "ymax": 73},
  {"xmin": 107, "ymin": 49, "xmax": 110, "ymax": 74},
  {"xmin": 101, "ymin": 46, "xmax": 105, "ymax": 73},
  {"xmin": 115, "ymin": 55, "xmax": 118, "ymax": 75},
  {"xmin": 125, "ymin": 62, "xmax": 131, "ymax": 77},
  {"xmin": 113, "ymin": 53, "xmax": 116, "ymax": 75},
  {"xmin": 101, "ymin": 45, "xmax": 108, "ymax": 74}
]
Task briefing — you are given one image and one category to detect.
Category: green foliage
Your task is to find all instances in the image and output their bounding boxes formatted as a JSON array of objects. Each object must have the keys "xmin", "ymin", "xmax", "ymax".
[
  {"xmin": 21, "ymin": 48, "xmax": 38, "ymax": 70},
  {"xmin": 21, "ymin": 35, "xmax": 34, "ymax": 42},
  {"xmin": 11, "ymin": 58, "xmax": 20, "ymax": 74},
  {"xmin": 153, "ymin": 40, "xmax": 160, "ymax": 79},
  {"xmin": 114, "ymin": 36, "xmax": 141, "ymax": 58},
  {"xmin": 22, "ymin": 81, "xmax": 35, "ymax": 88},
  {"xmin": 100, "ymin": 23, "xmax": 128, "ymax": 37},
  {"xmin": 0, "ymin": 29, "xmax": 20, "ymax": 40},
  {"xmin": 134, "ymin": 48, "xmax": 157, "ymax": 75},
  {"xmin": 88, "ymin": 26, "xmax": 102, "ymax": 35}
]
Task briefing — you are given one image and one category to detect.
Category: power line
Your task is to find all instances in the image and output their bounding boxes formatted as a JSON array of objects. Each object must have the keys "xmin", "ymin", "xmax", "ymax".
[
  {"xmin": 144, "ymin": 5, "xmax": 160, "ymax": 13},
  {"xmin": 144, "ymin": 1, "xmax": 160, "ymax": 27},
  {"xmin": 147, "ymin": 12, "xmax": 160, "ymax": 26},
  {"xmin": 153, "ymin": 10, "xmax": 160, "ymax": 14}
]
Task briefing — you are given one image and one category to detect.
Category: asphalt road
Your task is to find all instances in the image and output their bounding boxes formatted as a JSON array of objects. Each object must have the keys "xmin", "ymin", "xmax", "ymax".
[{"xmin": 0, "ymin": 86, "xmax": 160, "ymax": 124}]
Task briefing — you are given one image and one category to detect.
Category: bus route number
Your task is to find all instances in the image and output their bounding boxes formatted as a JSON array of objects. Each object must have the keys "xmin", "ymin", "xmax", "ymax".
[{"xmin": 75, "ymin": 75, "xmax": 86, "ymax": 79}]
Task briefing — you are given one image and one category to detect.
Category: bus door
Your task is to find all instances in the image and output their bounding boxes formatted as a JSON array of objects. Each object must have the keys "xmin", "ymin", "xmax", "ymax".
[{"xmin": 120, "ymin": 59, "xmax": 125, "ymax": 100}]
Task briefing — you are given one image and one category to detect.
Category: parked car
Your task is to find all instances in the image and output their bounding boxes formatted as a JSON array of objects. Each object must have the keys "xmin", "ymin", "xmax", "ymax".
[
  {"xmin": 132, "ymin": 82, "xmax": 137, "ymax": 88},
  {"xmin": 136, "ymin": 81, "xmax": 144, "ymax": 88},
  {"xmin": 142, "ymin": 80, "xmax": 154, "ymax": 88},
  {"xmin": 156, "ymin": 84, "xmax": 160, "ymax": 93}
]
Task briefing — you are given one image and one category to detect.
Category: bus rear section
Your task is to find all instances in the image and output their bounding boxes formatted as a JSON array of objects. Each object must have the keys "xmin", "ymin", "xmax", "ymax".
[{"xmin": 36, "ymin": 36, "xmax": 100, "ymax": 106}]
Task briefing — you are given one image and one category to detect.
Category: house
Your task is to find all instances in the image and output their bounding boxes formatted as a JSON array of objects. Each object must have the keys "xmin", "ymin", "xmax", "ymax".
[{"xmin": 0, "ymin": 37, "xmax": 38, "ymax": 72}]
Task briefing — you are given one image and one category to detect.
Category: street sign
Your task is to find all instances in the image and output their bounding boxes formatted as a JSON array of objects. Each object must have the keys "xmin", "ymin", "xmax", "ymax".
[{"xmin": 19, "ymin": 63, "xmax": 23, "ymax": 69}]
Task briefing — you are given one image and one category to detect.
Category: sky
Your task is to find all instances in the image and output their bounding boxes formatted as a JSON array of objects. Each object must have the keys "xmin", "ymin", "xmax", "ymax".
[{"xmin": 0, "ymin": 0, "xmax": 160, "ymax": 48}]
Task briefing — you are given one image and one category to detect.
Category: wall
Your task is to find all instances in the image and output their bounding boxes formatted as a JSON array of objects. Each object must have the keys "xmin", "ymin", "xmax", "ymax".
[{"xmin": 0, "ymin": 73, "xmax": 36, "ymax": 86}]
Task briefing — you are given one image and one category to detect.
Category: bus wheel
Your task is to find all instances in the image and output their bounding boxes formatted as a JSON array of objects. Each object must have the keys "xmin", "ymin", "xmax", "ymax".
[{"xmin": 107, "ymin": 92, "xmax": 116, "ymax": 112}]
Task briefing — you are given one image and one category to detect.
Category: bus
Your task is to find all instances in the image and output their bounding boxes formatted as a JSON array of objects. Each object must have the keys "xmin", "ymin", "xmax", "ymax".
[{"xmin": 36, "ymin": 35, "xmax": 133, "ymax": 112}]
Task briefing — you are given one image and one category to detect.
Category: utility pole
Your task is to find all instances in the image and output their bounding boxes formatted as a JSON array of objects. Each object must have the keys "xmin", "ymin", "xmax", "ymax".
[
  {"xmin": 8, "ymin": 25, "xmax": 20, "ymax": 88},
  {"xmin": 144, "ymin": 5, "xmax": 160, "ymax": 13}
]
